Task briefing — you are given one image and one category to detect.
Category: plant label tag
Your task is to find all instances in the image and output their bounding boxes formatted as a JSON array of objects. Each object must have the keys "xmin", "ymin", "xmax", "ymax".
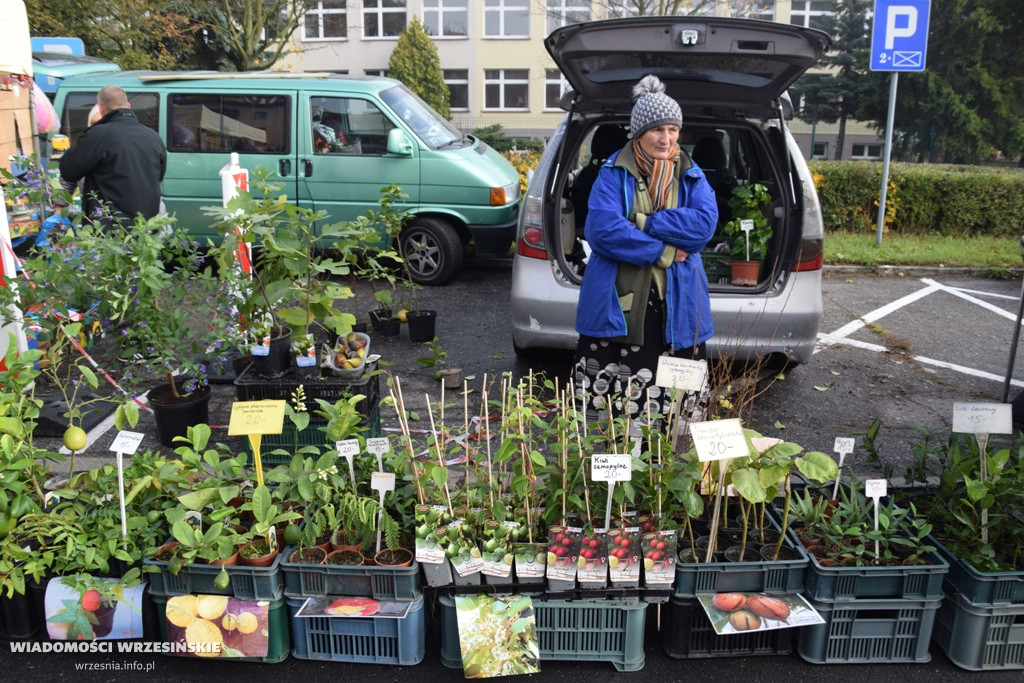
[
  {"xmin": 186, "ymin": 510, "xmax": 202, "ymax": 532},
  {"xmin": 228, "ymin": 400, "xmax": 285, "ymax": 435},
  {"xmin": 952, "ymin": 402, "xmax": 1012, "ymax": 434},
  {"xmin": 44, "ymin": 491, "xmax": 59, "ymax": 508},
  {"xmin": 690, "ymin": 419, "xmax": 747, "ymax": 462},
  {"xmin": 591, "ymin": 454, "xmax": 631, "ymax": 481},
  {"xmin": 336, "ymin": 439, "xmax": 360, "ymax": 458},
  {"xmin": 266, "ymin": 525, "xmax": 277, "ymax": 552},
  {"xmin": 366, "ymin": 437, "xmax": 390, "ymax": 456},
  {"xmin": 109, "ymin": 430, "xmax": 144, "ymax": 454},
  {"xmin": 371, "ymin": 472, "xmax": 396, "ymax": 493},
  {"xmin": 865, "ymin": 479, "xmax": 887, "ymax": 499},
  {"xmin": 655, "ymin": 356, "xmax": 707, "ymax": 391},
  {"xmin": 833, "ymin": 437, "xmax": 854, "ymax": 457},
  {"xmin": 741, "ymin": 218, "xmax": 754, "ymax": 233}
]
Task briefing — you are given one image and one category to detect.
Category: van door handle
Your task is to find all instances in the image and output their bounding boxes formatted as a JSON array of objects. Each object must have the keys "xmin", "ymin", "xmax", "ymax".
[
  {"xmin": 303, "ymin": 160, "xmax": 313, "ymax": 177},
  {"xmin": 279, "ymin": 159, "xmax": 291, "ymax": 176}
]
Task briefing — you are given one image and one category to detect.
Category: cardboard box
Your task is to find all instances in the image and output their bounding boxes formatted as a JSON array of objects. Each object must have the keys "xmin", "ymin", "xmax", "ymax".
[{"xmin": 1, "ymin": 83, "xmax": 35, "ymax": 171}]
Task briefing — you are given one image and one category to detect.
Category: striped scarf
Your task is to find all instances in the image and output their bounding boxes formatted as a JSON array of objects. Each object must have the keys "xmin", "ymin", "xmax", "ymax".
[{"xmin": 632, "ymin": 140, "xmax": 681, "ymax": 212}]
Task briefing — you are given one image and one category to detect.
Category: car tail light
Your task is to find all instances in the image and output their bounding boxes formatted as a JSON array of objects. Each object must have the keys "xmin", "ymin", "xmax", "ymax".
[
  {"xmin": 517, "ymin": 227, "xmax": 547, "ymax": 259},
  {"xmin": 794, "ymin": 237, "xmax": 823, "ymax": 272}
]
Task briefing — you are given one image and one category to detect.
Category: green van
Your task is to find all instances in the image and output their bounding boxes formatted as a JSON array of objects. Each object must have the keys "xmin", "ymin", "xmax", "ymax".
[{"xmin": 51, "ymin": 71, "xmax": 521, "ymax": 284}]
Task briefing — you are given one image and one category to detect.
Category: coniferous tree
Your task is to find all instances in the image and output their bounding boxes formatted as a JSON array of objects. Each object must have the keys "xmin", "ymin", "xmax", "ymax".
[{"xmin": 388, "ymin": 16, "xmax": 450, "ymax": 119}]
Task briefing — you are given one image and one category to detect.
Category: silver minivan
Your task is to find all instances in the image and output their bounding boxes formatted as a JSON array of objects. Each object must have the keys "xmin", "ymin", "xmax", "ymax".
[{"xmin": 511, "ymin": 17, "xmax": 830, "ymax": 365}]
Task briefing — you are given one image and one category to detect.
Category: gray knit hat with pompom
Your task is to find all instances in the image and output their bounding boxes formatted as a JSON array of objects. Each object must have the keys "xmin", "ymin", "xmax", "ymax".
[{"xmin": 629, "ymin": 75, "xmax": 682, "ymax": 139}]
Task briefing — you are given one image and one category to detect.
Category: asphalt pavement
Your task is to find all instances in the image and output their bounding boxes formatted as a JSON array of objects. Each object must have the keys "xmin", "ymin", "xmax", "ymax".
[{"xmin": 12, "ymin": 258, "xmax": 1024, "ymax": 681}]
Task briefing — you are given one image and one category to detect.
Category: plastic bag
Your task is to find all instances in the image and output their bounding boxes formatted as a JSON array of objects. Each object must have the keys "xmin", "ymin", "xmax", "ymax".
[{"xmin": 32, "ymin": 81, "xmax": 60, "ymax": 134}]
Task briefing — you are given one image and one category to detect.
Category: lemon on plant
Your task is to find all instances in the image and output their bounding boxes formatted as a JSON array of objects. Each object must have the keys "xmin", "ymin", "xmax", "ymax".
[
  {"xmin": 63, "ymin": 425, "xmax": 87, "ymax": 451},
  {"xmin": 397, "ymin": 309, "xmax": 409, "ymax": 323},
  {"xmin": 283, "ymin": 524, "xmax": 302, "ymax": 546}
]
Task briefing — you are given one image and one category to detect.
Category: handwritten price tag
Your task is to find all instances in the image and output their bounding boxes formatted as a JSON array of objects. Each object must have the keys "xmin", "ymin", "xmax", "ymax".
[
  {"xmin": 366, "ymin": 437, "xmax": 390, "ymax": 456},
  {"xmin": 371, "ymin": 472, "xmax": 396, "ymax": 493},
  {"xmin": 591, "ymin": 454, "xmax": 631, "ymax": 482},
  {"xmin": 952, "ymin": 403, "xmax": 1012, "ymax": 435},
  {"xmin": 655, "ymin": 356, "xmax": 708, "ymax": 391},
  {"xmin": 865, "ymin": 479, "xmax": 887, "ymax": 499},
  {"xmin": 227, "ymin": 400, "xmax": 286, "ymax": 436},
  {"xmin": 689, "ymin": 419, "xmax": 747, "ymax": 462},
  {"xmin": 110, "ymin": 431, "xmax": 145, "ymax": 455},
  {"xmin": 834, "ymin": 437, "xmax": 854, "ymax": 456},
  {"xmin": 336, "ymin": 439, "xmax": 360, "ymax": 458}
]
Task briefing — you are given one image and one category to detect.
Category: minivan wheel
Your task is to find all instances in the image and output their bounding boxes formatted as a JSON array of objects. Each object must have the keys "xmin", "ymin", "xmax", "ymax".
[{"xmin": 400, "ymin": 217, "xmax": 463, "ymax": 286}]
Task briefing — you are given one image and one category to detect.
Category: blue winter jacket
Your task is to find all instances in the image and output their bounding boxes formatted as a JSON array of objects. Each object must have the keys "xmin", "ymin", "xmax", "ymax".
[{"xmin": 575, "ymin": 149, "xmax": 718, "ymax": 350}]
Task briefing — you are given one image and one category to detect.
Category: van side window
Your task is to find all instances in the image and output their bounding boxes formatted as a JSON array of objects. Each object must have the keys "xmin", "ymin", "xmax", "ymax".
[
  {"xmin": 169, "ymin": 94, "xmax": 290, "ymax": 154},
  {"xmin": 61, "ymin": 92, "xmax": 159, "ymax": 144},
  {"xmin": 310, "ymin": 96, "xmax": 394, "ymax": 155}
]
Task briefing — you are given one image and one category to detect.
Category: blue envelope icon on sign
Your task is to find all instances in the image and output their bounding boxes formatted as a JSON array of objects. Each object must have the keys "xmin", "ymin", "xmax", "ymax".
[{"xmin": 893, "ymin": 51, "xmax": 922, "ymax": 68}]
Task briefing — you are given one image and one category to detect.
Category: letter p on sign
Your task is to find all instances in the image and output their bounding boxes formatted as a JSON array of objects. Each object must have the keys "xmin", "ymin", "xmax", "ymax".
[{"xmin": 885, "ymin": 6, "xmax": 917, "ymax": 49}]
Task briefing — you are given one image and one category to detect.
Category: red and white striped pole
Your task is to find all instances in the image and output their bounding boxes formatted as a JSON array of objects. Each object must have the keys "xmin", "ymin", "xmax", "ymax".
[
  {"xmin": 220, "ymin": 152, "xmax": 251, "ymax": 275},
  {"xmin": 0, "ymin": 184, "xmax": 28, "ymax": 369}
]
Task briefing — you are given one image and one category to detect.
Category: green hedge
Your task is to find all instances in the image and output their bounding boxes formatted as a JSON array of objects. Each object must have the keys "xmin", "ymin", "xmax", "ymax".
[{"xmin": 809, "ymin": 161, "xmax": 1024, "ymax": 238}]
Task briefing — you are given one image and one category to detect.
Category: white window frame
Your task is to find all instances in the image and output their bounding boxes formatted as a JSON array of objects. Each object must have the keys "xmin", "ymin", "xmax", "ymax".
[
  {"xmin": 362, "ymin": 0, "xmax": 407, "ymax": 40},
  {"xmin": 546, "ymin": 0, "xmax": 591, "ymax": 34},
  {"xmin": 851, "ymin": 143, "xmax": 882, "ymax": 160},
  {"xmin": 484, "ymin": 69, "xmax": 530, "ymax": 111},
  {"xmin": 364, "ymin": 69, "xmax": 388, "ymax": 77},
  {"xmin": 484, "ymin": 0, "xmax": 530, "ymax": 39},
  {"xmin": 544, "ymin": 68, "xmax": 569, "ymax": 111},
  {"xmin": 423, "ymin": 0, "xmax": 468, "ymax": 39},
  {"xmin": 444, "ymin": 69, "xmax": 469, "ymax": 111},
  {"xmin": 303, "ymin": 0, "xmax": 347, "ymax": 41},
  {"xmin": 790, "ymin": 0, "xmax": 837, "ymax": 29}
]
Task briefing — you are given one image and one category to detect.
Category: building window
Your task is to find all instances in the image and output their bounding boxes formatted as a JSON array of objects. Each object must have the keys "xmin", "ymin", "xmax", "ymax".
[
  {"xmin": 304, "ymin": 0, "xmax": 347, "ymax": 40},
  {"xmin": 424, "ymin": 0, "xmax": 468, "ymax": 38},
  {"xmin": 444, "ymin": 69, "xmax": 469, "ymax": 110},
  {"xmin": 484, "ymin": 69, "xmax": 529, "ymax": 110},
  {"xmin": 546, "ymin": 0, "xmax": 590, "ymax": 34},
  {"xmin": 544, "ymin": 68, "xmax": 569, "ymax": 110},
  {"xmin": 484, "ymin": 0, "xmax": 529, "ymax": 39},
  {"xmin": 364, "ymin": 69, "xmax": 387, "ymax": 77},
  {"xmin": 790, "ymin": 1, "xmax": 837, "ymax": 30},
  {"xmin": 812, "ymin": 142, "xmax": 828, "ymax": 159},
  {"xmin": 363, "ymin": 0, "xmax": 406, "ymax": 39},
  {"xmin": 746, "ymin": 0, "xmax": 775, "ymax": 21},
  {"xmin": 851, "ymin": 143, "xmax": 882, "ymax": 159}
]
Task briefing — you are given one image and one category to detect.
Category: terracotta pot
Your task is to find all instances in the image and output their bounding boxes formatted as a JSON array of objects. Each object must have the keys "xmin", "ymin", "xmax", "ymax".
[
  {"xmin": 325, "ymin": 549, "xmax": 365, "ymax": 566},
  {"xmin": 729, "ymin": 259, "xmax": 761, "ymax": 286},
  {"xmin": 289, "ymin": 546, "xmax": 327, "ymax": 564},
  {"xmin": 330, "ymin": 529, "xmax": 362, "ymax": 553},
  {"xmin": 209, "ymin": 550, "xmax": 239, "ymax": 567},
  {"xmin": 153, "ymin": 541, "xmax": 180, "ymax": 562},
  {"xmin": 238, "ymin": 540, "xmax": 278, "ymax": 567},
  {"xmin": 374, "ymin": 547, "xmax": 413, "ymax": 567}
]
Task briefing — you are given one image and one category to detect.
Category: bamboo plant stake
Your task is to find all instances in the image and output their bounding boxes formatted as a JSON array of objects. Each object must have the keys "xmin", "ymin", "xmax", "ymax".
[
  {"xmin": 390, "ymin": 377, "xmax": 425, "ymax": 505},
  {"xmin": 426, "ymin": 394, "xmax": 454, "ymax": 516}
]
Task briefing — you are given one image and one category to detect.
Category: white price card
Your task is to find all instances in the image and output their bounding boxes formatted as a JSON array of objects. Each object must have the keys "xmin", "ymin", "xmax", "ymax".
[
  {"xmin": 591, "ymin": 454, "xmax": 631, "ymax": 482},
  {"xmin": 952, "ymin": 403, "xmax": 1012, "ymax": 435},
  {"xmin": 834, "ymin": 437, "xmax": 855, "ymax": 456},
  {"xmin": 865, "ymin": 479, "xmax": 887, "ymax": 499},
  {"xmin": 366, "ymin": 437, "xmax": 390, "ymax": 455},
  {"xmin": 110, "ymin": 431, "xmax": 145, "ymax": 454},
  {"xmin": 336, "ymin": 439, "xmax": 361, "ymax": 458},
  {"xmin": 689, "ymin": 419, "xmax": 747, "ymax": 462},
  {"xmin": 371, "ymin": 472, "xmax": 396, "ymax": 493},
  {"xmin": 655, "ymin": 356, "xmax": 708, "ymax": 392}
]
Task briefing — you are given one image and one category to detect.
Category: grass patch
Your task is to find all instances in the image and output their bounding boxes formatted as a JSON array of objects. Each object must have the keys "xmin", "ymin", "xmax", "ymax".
[{"xmin": 825, "ymin": 233, "xmax": 1021, "ymax": 270}]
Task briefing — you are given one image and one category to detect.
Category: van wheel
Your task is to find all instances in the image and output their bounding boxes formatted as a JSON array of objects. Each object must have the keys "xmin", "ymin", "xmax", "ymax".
[{"xmin": 400, "ymin": 218, "xmax": 463, "ymax": 286}]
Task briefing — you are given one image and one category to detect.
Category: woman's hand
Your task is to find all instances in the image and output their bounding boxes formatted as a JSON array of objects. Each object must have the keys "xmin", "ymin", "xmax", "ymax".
[{"xmin": 674, "ymin": 250, "xmax": 689, "ymax": 263}]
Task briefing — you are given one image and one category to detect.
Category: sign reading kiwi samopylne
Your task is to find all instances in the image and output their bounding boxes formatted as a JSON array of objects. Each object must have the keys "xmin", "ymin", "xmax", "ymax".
[{"xmin": 871, "ymin": 0, "xmax": 930, "ymax": 246}]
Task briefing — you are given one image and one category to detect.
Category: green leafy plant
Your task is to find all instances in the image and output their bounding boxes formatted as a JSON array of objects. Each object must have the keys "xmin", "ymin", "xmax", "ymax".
[{"xmin": 723, "ymin": 183, "xmax": 773, "ymax": 261}]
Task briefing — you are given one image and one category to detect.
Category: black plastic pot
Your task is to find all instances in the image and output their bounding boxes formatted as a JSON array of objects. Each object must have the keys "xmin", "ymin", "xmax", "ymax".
[
  {"xmin": 369, "ymin": 310, "xmax": 400, "ymax": 339},
  {"xmin": 148, "ymin": 382, "xmax": 212, "ymax": 448},
  {"xmin": 250, "ymin": 325, "xmax": 292, "ymax": 378},
  {"xmin": 406, "ymin": 309, "xmax": 437, "ymax": 342},
  {"xmin": 292, "ymin": 351, "xmax": 322, "ymax": 382}
]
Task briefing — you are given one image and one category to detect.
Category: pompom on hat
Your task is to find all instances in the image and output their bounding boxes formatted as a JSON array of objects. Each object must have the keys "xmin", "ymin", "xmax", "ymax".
[{"xmin": 629, "ymin": 75, "xmax": 682, "ymax": 139}]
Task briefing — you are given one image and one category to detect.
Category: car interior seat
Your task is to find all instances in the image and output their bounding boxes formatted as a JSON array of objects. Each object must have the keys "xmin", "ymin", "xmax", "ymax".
[
  {"xmin": 690, "ymin": 135, "xmax": 737, "ymax": 223},
  {"xmin": 572, "ymin": 124, "xmax": 630, "ymax": 232}
]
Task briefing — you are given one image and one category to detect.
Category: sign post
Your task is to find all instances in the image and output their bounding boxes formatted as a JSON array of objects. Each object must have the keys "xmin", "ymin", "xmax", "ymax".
[{"xmin": 870, "ymin": 0, "xmax": 931, "ymax": 245}]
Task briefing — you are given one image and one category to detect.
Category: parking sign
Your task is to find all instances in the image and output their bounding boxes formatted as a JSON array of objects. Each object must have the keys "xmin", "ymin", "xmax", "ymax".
[{"xmin": 870, "ymin": 0, "xmax": 930, "ymax": 72}]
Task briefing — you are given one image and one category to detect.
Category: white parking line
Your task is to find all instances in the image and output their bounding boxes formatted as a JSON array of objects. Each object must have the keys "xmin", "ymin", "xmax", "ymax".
[{"xmin": 818, "ymin": 278, "xmax": 1023, "ymax": 390}]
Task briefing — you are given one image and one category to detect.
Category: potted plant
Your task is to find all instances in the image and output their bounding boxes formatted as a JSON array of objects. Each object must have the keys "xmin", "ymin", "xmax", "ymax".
[
  {"xmin": 376, "ymin": 184, "xmax": 437, "ymax": 342},
  {"xmin": 416, "ymin": 337, "xmax": 462, "ymax": 389},
  {"xmin": 237, "ymin": 484, "xmax": 302, "ymax": 567},
  {"xmin": 722, "ymin": 183, "xmax": 773, "ymax": 286}
]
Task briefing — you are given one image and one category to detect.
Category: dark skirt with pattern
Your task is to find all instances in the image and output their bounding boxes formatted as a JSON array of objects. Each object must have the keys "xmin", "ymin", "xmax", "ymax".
[{"xmin": 573, "ymin": 289, "xmax": 708, "ymax": 436}]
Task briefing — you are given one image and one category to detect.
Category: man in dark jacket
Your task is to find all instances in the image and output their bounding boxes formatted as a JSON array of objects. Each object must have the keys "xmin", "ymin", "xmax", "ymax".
[{"xmin": 59, "ymin": 85, "xmax": 166, "ymax": 227}]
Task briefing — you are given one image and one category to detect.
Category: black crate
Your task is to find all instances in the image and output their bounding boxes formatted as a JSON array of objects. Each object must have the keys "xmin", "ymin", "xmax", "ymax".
[{"xmin": 234, "ymin": 362, "xmax": 380, "ymax": 419}]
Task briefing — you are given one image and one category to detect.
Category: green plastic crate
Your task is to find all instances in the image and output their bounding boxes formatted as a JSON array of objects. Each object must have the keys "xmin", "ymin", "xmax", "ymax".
[
  {"xmin": 242, "ymin": 407, "xmax": 381, "ymax": 465},
  {"xmin": 145, "ymin": 548, "xmax": 284, "ymax": 601},
  {"xmin": 281, "ymin": 544, "xmax": 420, "ymax": 600},
  {"xmin": 661, "ymin": 596, "xmax": 794, "ymax": 658},
  {"xmin": 701, "ymin": 251, "xmax": 731, "ymax": 284},
  {"xmin": 439, "ymin": 595, "xmax": 647, "ymax": 672},
  {"xmin": 287, "ymin": 595, "xmax": 425, "ymax": 665},
  {"xmin": 797, "ymin": 596, "xmax": 941, "ymax": 664},
  {"xmin": 804, "ymin": 550, "xmax": 948, "ymax": 601},
  {"xmin": 931, "ymin": 535, "xmax": 1024, "ymax": 606},
  {"xmin": 933, "ymin": 590, "xmax": 1024, "ymax": 671},
  {"xmin": 152, "ymin": 593, "xmax": 290, "ymax": 663}
]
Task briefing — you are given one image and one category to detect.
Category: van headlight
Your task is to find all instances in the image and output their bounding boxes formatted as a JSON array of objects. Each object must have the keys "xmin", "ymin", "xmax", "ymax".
[{"xmin": 490, "ymin": 182, "xmax": 520, "ymax": 206}]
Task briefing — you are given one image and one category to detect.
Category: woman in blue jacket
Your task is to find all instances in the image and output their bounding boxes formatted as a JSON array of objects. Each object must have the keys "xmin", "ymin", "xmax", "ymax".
[{"xmin": 573, "ymin": 75, "xmax": 718, "ymax": 432}]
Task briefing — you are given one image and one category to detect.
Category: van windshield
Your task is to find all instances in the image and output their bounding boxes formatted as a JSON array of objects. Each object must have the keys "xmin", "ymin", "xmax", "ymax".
[{"xmin": 380, "ymin": 84, "xmax": 464, "ymax": 150}]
